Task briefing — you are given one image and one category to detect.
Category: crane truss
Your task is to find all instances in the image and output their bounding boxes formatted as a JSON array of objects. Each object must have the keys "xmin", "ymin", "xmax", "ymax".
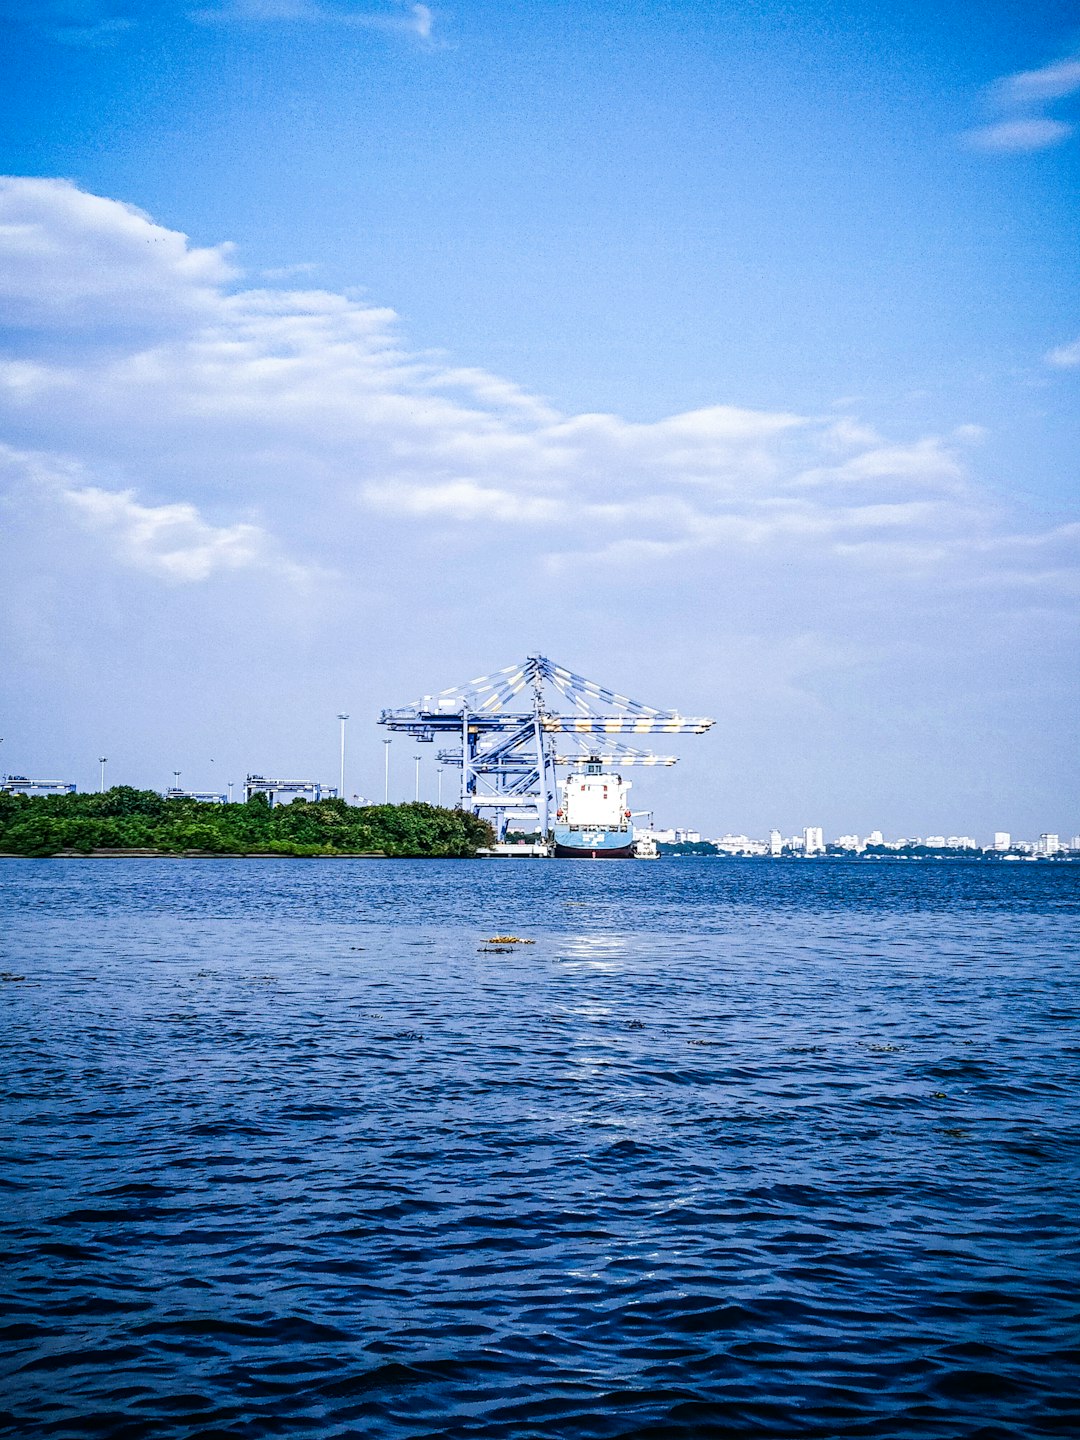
[{"xmin": 379, "ymin": 655, "xmax": 713, "ymax": 837}]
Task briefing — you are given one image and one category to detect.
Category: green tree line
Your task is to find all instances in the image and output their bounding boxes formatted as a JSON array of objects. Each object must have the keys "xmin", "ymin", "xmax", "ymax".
[{"xmin": 0, "ymin": 788, "xmax": 494, "ymax": 858}]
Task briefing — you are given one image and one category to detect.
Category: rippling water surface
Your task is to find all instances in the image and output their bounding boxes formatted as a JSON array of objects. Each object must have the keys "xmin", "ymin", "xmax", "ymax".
[{"xmin": 2, "ymin": 858, "xmax": 1079, "ymax": 1438}]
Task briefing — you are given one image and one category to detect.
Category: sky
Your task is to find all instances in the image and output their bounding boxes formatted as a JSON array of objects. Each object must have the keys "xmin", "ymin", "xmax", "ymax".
[{"xmin": 0, "ymin": 0, "xmax": 1078, "ymax": 839}]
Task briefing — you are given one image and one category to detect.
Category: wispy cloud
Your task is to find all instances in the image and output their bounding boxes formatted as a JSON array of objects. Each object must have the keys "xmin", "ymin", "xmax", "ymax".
[
  {"xmin": 62, "ymin": 484, "xmax": 290, "ymax": 582},
  {"xmin": 0, "ymin": 442, "xmax": 314, "ymax": 585},
  {"xmin": 991, "ymin": 57, "xmax": 1080, "ymax": 107},
  {"xmin": 260, "ymin": 261, "xmax": 320, "ymax": 281},
  {"xmin": 1045, "ymin": 337, "xmax": 1080, "ymax": 368},
  {"xmin": 0, "ymin": 0, "xmax": 136, "ymax": 47},
  {"xmin": 190, "ymin": 0, "xmax": 435, "ymax": 42},
  {"xmin": 52, "ymin": 16, "xmax": 134, "ymax": 46},
  {"xmin": 2, "ymin": 0, "xmax": 435, "ymax": 47},
  {"xmin": 965, "ymin": 118, "xmax": 1073, "ymax": 153},
  {"xmin": 965, "ymin": 49, "xmax": 1080, "ymax": 154}
]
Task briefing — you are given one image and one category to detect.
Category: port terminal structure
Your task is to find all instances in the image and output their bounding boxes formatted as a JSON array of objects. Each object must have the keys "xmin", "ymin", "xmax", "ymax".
[
  {"xmin": 380, "ymin": 655, "xmax": 713, "ymax": 840},
  {"xmin": 1, "ymin": 775, "xmax": 77, "ymax": 796},
  {"xmin": 243, "ymin": 775, "xmax": 338, "ymax": 807}
]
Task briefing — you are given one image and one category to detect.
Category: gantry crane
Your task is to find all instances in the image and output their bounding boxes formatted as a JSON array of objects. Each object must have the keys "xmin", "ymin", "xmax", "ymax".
[{"xmin": 379, "ymin": 654, "xmax": 713, "ymax": 839}]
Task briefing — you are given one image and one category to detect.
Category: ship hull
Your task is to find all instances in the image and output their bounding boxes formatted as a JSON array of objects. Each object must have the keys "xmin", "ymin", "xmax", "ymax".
[{"xmin": 553, "ymin": 825, "xmax": 635, "ymax": 859}]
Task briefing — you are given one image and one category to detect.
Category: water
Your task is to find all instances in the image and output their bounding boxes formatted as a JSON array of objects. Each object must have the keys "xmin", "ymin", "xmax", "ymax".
[{"xmin": 2, "ymin": 857, "xmax": 1078, "ymax": 1438}]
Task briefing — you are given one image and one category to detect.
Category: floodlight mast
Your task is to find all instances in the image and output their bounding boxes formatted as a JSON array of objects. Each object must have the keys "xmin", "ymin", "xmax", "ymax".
[
  {"xmin": 378, "ymin": 655, "xmax": 713, "ymax": 842},
  {"xmin": 337, "ymin": 713, "xmax": 349, "ymax": 804}
]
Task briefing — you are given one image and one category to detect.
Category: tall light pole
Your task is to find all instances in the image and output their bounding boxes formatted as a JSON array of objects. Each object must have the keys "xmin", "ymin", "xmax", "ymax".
[
  {"xmin": 227, "ymin": 780, "xmax": 234, "ymax": 804},
  {"xmin": 337, "ymin": 713, "xmax": 349, "ymax": 803},
  {"xmin": 414, "ymin": 754, "xmax": 422, "ymax": 802},
  {"xmin": 383, "ymin": 738, "xmax": 392, "ymax": 804},
  {"xmin": 98, "ymin": 756, "xmax": 107, "ymax": 793},
  {"xmin": 437, "ymin": 766, "xmax": 443, "ymax": 806}
]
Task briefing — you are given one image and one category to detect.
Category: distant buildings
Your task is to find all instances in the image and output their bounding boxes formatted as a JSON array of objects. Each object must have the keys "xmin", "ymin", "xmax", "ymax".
[
  {"xmin": 715, "ymin": 833, "xmax": 768, "ymax": 855},
  {"xmin": 663, "ymin": 825, "xmax": 1080, "ymax": 859}
]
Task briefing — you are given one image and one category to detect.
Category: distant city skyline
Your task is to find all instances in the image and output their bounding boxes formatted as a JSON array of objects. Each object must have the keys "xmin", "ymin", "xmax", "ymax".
[{"xmin": 1, "ymin": 2, "xmax": 1078, "ymax": 835}]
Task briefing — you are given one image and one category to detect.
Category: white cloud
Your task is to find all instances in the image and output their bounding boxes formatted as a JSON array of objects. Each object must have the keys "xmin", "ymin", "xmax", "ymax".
[
  {"xmin": 0, "ymin": 441, "xmax": 311, "ymax": 585},
  {"xmin": 967, "ymin": 51, "xmax": 1080, "ymax": 154},
  {"xmin": 2, "ymin": 0, "xmax": 434, "ymax": 45},
  {"xmin": 1046, "ymin": 337, "xmax": 1080, "ymax": 367},
  {"xmin": 964, "ymin": 118, "xmax": 1073, "ymax": 153},
  {"xmin": 260, "ymin": 262, "xmax": 320, "ymax": 281},
  {"xmin": 62, "ymin": 485, "xmax": 288, "ymax": 582},
  {"xmin": 0, "ymin": 177, "xmax": 236, "ymax": 328},
  {"xmin": 0, "ymin": 1, "xmax": 137, "ymax": 47},
  {"xmin": 991, "ymin": 57, "xmax": 1080, "ymax": 107},
  {"xmin": 0, "ymin": 174, "xmax": 1076, "ymax": 619},
  {"xmin": 363, "ymin": 477, "xmax": 566, "ymax": 524},
  {"xmin": 190, "ymin": 0, "xmax": 435, "ymax": 41},
  {"xmin": 53, "ymin": 17, "xmax": 134, "ymax": 46}
]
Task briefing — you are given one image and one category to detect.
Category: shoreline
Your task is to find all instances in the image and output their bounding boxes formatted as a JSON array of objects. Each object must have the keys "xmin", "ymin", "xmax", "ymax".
[
  {"xmin": 0, "ymin": 848, "xmax": 390, "ymax": 859},
  {"xmin": 4, "ymin": 849, "xmax": 1067, "ymax": 863}
]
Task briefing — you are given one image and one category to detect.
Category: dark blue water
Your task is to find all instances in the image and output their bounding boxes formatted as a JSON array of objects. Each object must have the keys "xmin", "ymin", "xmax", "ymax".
[{"xmin": 2, "ymin": 858, "xmax": 1079, "ymax": 1439}]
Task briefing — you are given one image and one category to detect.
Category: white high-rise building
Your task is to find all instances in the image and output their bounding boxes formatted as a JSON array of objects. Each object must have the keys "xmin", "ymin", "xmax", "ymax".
[
  {"xmin": 804, "ymin": 826, "xmax": 825, "ymax": 856},
  {"xmin": 867, "ymin": 830, "xmax": 883, "ymax": 846},
  {"xmin": 769, "ymin": 828, "xmax": 783, "ymax": 856},
  {"xmin": 1039, "ymin": 834, "xmax": 1060, "ymax": 856},
  {"xmin": 993, "ymin": 832, "xmax": 1011, "ymax": 851}
]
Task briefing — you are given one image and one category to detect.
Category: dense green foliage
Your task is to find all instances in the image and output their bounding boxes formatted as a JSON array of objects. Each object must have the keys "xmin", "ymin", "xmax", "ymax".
[{"xmin": 0, "ymin": 788, "xmax": 494, "ymax": 858}]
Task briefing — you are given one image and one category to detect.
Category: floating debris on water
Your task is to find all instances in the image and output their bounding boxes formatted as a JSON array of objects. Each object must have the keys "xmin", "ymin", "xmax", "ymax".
[
  {"xmin": 486, "ymin": 936, "xmax": 535, "ymax": 944},
  {"xmin": 626, "ymin": 1019, "xmax": 645, "ymax": 1030},
  {"xmin": 478, "ymin": 946, "xmax": 514, "ymax": 953},
  {"xmin": 1, "ymin": 973, "xmax": 26, "ymax": 982}
]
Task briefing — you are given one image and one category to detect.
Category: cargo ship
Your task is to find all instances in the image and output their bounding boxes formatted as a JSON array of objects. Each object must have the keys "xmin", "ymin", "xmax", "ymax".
[{"xmin": 553, "ymin": 758, "xmax": 635, "ymax": 859}]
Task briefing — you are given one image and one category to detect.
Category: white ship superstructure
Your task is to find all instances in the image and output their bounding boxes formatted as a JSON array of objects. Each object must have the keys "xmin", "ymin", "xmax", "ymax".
[{"xmin": 553, "ymin": 759, "xmax": 635, "ymax": 858}]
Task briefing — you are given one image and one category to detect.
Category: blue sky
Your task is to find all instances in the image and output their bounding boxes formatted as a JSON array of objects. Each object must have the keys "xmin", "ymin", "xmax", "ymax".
[{"xmin": 1, "ymin": 0, "xmax": 1078, "ymax": 837}]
